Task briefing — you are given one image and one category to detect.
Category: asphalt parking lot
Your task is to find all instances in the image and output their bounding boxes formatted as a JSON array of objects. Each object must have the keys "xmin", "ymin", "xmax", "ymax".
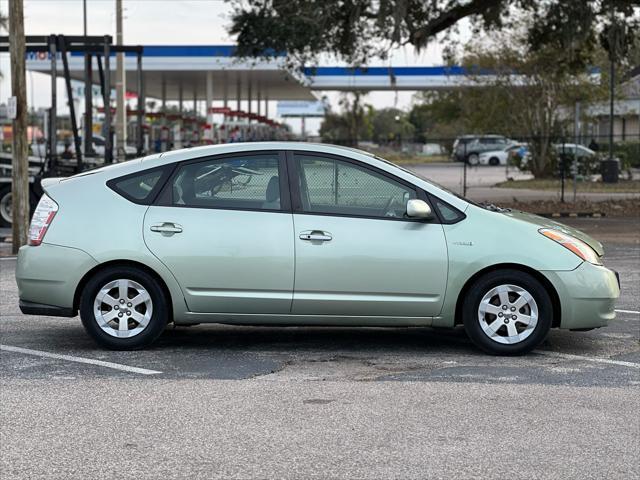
[{"xmin": 1, "ymin": 217, "xmax": 639, "ymax": 479}]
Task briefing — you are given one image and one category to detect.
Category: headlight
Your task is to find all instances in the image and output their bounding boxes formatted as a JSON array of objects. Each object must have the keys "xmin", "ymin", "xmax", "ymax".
[{"xmin": 539, "ymin": 228, "xmax": 601, "ymax": 265}]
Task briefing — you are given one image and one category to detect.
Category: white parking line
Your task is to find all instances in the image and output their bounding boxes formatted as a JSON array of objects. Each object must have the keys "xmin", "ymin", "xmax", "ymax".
[
  {"xmin": 0, "ymin": 256, "xmax": 16, "ymax": 261},
  {"xmin": 615, "ymin": 309, "xmax": 640, "ymax": 315},
  {"xmin": 0, "ymin": 344, "xmax": 162, "ymax": 375},
  {"xmin": 536, "ymin": 350, "xmax": 640, "ymax": 369}
]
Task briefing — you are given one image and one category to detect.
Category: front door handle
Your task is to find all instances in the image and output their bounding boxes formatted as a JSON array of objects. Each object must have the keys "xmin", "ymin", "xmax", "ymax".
[
  {"xmin": 299, "ymin": 230, "xmax": 332, "ymax": 242},
  {"xmin": 150, "ymin": 222, "xmax": 183, "ymax": 235}
]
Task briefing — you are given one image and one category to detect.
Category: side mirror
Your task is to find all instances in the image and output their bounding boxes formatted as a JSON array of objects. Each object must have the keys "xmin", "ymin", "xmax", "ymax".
[{"xmin": 406, "ymin": 199, "xmax": 434, "ymax": 220}]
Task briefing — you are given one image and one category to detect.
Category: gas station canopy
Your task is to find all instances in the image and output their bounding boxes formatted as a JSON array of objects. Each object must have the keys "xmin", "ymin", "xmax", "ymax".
[
  {"xmin": 25, "ymin": 44, "xmax": 512, "ymax": 102},
  {"xmin": 26, "ymin": 45, "xmax": 317, "ymax": 101}
]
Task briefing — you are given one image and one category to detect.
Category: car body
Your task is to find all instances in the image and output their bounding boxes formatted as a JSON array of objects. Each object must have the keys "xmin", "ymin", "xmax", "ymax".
[
  {"xmin": 478, "ymin": 144, "xmax": 528, "ymax": 166},
  {"xmin": 16, "ymin": 142, "xmax": 620, "ymax": 354},
  {"xmin": 554, "ymin": 143, "xmax": 596, "ymax": 159},
  {"xmin": 520, "ymin": 143, "xmax": 596, "ymax": 170},
  {"xmin": 452, "ymin": 135, "xmax": 513, "ymax": 163}
]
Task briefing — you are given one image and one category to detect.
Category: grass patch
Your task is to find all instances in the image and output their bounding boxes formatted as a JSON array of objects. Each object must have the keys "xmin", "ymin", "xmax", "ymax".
[{"xmin": 496, "ymin": 178, "xmax": 640, "ymax": 193}]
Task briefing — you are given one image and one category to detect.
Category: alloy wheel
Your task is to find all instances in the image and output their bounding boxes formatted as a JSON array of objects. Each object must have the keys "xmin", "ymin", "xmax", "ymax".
[
  {"xmin": 477, "ymin": 284, "xmax": 538, "ymax": 345},
  {"xmin": 93, "ymin": 279, "xmax": 153, "ymax": 338}
]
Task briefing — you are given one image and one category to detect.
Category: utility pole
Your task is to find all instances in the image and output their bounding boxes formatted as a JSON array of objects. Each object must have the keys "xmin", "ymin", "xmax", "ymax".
[
  {"xmin": 9, "ymin": 0, "xmax": 29, "ymax": 254},
  {"xmin": 573, "ymin": 101, "xmax": 580, "ymax": 201},
  {"xmin": 115, "ymin": 0, "xmax": 126, "ymax": 160},
  {"xmin": 608, "ymin": 4, "xmax": 616, "ymax": 162}
]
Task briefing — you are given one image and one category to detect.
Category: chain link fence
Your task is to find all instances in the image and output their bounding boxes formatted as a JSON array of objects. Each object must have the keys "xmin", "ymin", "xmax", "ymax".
[{"xmin": 301, "ymin": 132, "xmax": 640, "ymax": 201}]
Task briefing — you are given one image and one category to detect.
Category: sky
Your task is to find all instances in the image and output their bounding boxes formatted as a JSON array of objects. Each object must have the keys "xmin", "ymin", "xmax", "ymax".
[{"xmin": 0, "ymin": 0, "xmax": 467, "ymax": 135}]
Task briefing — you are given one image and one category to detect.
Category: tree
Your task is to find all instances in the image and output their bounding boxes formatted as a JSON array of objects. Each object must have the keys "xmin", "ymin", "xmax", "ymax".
[
  {"xmin": 461, "ymin": 35, "xmax": 604, "ymax": 177},
  {"xmin": 409, "ymin": 87, "xmax": 515, "ymax": 144},
  {"xmin": 370, "ymin": 108, "xmax": 415, "ymax": 146},
  {"xmin": 228, "ymin": 1, "xmax": 639, "ymax": 70},
  {"xmin": 319, "ymin": 93, "xmax": 372, "ymax": 146}
]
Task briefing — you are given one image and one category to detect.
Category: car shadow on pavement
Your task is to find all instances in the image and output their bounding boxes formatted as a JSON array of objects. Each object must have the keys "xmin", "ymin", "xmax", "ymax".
[{"xmin": 153, "ymin": 324, "xmax": 479, "ymax": 354}]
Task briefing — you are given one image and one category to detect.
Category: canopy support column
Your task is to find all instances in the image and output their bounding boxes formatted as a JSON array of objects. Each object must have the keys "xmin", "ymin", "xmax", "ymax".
[{"xmin": 206, "ymin": 71, "xmax": 214, "ymax": 143}]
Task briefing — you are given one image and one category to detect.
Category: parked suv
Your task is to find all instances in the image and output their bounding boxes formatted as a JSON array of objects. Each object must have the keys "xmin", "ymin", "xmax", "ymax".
[{"xmin": 452, "ymin": 135, "xmax": 512, "ymax": 164}]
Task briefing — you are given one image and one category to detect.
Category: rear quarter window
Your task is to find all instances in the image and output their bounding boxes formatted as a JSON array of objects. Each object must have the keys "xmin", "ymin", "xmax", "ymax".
[{"xmin": 107, "ymin": 167, "xmax": 170, "ymax": 204}]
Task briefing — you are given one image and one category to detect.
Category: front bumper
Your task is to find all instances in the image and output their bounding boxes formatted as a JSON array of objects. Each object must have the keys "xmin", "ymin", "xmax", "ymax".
[
  {"xmin": 542, "ymin": 262, "xmax": 620, "ymax": 330},
  {"xmin": 16, "ymin": 243, "xmax": 98, "ymax": 315}
]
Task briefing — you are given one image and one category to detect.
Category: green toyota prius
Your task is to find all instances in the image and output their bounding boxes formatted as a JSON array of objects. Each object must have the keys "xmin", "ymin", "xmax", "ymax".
[{"xmin": 16, "ymin": 142, "xmax": 620, "ymax": 354}]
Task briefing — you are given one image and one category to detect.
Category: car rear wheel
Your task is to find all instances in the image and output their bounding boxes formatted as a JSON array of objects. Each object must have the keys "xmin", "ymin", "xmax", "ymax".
[
  {"xmin": 462, "ymin": 269, "xmax": 552, "ymax": 355},
  {"xmin": 0, "ymin": 186, "xmax": 39, "ymax": 228},
  {"xmin": 0, "ymin": 185, "xmax": 13, "ymax": 227},
  {"xmin": 467, "ymin": 153, "xmax": 479, "ymax": 165},
  {"xmin": 80, "ymin": 266, "xmax": 168, "ymax": 350}
]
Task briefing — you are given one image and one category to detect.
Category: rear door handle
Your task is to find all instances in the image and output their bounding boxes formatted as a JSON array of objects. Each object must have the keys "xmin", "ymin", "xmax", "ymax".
[
  {"xmin": 150, "ymin": 222, "xmax": 183, "ymax": 235},
  {"xmin": 299, "ymin": 230, "xmax": 332, "ymax": 242}
]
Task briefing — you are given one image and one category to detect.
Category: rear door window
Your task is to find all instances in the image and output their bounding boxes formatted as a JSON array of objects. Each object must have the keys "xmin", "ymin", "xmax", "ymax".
[{"xmin": 167, "ymin": 153, "xmax": 285, "ymax": 211}]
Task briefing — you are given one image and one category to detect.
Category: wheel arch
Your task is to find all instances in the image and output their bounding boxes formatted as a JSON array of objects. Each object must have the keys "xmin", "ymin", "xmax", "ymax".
[
  {"xmin": 73, "ymin": 259, "xmax": 174, "ymax": 322},
  {"xmin": 453, "ymin": 263, "xmax": 561, "ymax": 328}
]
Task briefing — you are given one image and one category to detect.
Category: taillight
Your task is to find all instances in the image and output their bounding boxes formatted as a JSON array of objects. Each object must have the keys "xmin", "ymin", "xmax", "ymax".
[{"xmin": 28, "ymin": 194, "xmax": 58, "ymax": 246}]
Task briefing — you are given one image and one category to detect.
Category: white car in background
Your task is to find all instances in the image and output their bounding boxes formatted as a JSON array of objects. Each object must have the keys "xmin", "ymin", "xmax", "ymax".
[{"xmin": 478, "ymin": 144, "xmax": 527, "ymax": 166}]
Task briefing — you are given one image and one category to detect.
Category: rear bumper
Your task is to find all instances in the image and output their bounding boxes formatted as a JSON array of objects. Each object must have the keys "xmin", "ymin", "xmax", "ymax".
[
  {"xmin": 19, "ymin": 300, "xmax": 75, "ymax": 317},
  {"xmin": 542, "ymin": 262, "xmax": 620, "ymax": 330},
  {"xmin": 16, "ymin": 243, "xmax": 98, "ymax": 314}
]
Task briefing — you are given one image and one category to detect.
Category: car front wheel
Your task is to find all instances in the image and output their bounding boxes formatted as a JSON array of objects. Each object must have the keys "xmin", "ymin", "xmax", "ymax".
[
  {"xmin": 467, "ymin": 153, "xmax": 479, "ymax": 165},
  {"xmin": 80, "ymin": 266, "xmax": 168, "ymax": 350},
  {"xmin": 462, "ymin": 269, "xmax": 552, "ymax": 355}
]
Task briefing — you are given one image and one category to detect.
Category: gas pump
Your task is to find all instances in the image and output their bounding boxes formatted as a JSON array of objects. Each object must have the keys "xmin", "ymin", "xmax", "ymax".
[
  {"xmin": 191, "ymin": 125, "xmax": 200, "ymax": 146},
  {"xmin": 173, "ymin": 124, "xmax": 182, "ymax": 150},
  {"xmin": 203, "ymin": 123, "xmax": 213, "ymax": 144},
  {"xmin": 160, "ymin": 125, "xmax": 169, "ymax": 152}
]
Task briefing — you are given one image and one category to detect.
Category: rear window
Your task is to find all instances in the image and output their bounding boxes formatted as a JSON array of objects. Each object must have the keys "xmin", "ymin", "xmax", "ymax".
[{"xmin": 108, "ymin": 167, "xmax": 169, "ymax": 204}]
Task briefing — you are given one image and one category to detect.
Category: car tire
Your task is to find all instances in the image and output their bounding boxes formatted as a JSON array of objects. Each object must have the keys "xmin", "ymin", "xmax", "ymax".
[
  {"xmin": 0, "ymin": 186, "xmax": 39, "ymax": 228},
  {"xmin": 0, "ymin": 184, "xmax": 12, "ymax": 228},
  {"xmin": 462, "ymin": 269, "xmax": 553, "ymax": 355},
  {"xmin": 467, "ymin": 153, "xmax": 479, "ymax": 165},
  {"xmin": 489, "ymin": 157, "xmax": 500, "ymax": 166},
  {"xmin": 79, "ymin": 266, "xmax": 169, "ymax": 350}
]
